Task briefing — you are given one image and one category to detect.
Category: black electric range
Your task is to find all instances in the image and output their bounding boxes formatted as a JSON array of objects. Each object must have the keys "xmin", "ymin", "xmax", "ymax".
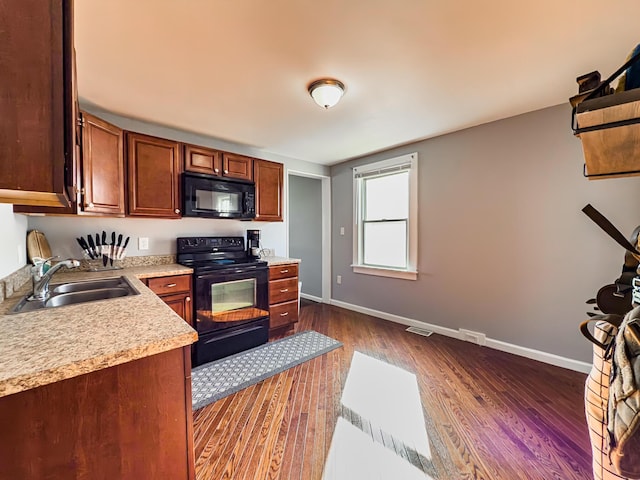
[{"xmin": 177, "ymin": 236, "xmax": 270, "ymax": 366}]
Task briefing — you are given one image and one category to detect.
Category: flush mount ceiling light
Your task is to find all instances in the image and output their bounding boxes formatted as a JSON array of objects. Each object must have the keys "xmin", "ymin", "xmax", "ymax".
[{"xmin": 308, "ymin": 78, "xmax": 345, "ymax": 109}]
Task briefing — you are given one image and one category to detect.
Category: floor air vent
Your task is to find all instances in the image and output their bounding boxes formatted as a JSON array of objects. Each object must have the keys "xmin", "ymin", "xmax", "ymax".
[{"xmin": 406, "ymin": 326, "xmax": 433, "ymax": 337}]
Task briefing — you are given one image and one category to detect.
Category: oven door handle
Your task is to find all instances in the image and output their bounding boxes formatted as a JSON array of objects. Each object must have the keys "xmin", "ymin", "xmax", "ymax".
[
  {"xmin": 196, "ymin": 265, "xmax": 262, "ymax": 279},
  {"xmin": 203, "ymin": 325, "xmax": 265, "ymax": 344}
]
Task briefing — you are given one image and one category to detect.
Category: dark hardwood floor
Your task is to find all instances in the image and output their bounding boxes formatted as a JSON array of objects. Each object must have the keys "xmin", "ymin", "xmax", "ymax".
[{"xmin": 193, "ymin": 299, "xmax": 592, "ymax": 479}]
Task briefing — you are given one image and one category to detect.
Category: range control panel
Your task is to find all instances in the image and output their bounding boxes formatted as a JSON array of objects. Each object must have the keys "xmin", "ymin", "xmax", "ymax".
[{"xmin": 177, "ymin": 236, "xmax": 244, "ymax": 253}]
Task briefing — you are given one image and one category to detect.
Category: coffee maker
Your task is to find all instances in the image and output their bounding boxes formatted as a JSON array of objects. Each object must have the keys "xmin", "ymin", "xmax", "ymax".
[{"xmin": 246, "ymin": 229, "xmax": 261, "ymax": 259}]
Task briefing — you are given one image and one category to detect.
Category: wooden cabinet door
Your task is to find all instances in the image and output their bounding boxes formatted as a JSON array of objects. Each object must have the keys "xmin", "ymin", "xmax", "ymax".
[
  {"xmin": 126, "ymin": 132, "xmax": 182, "ymax": 218},
  {"xmin": 80, "ymin": 112, "xmax": 125, "ymax": 215},
  {"xmin": 269, "ymin": 300, "xmax": 299, "ymax": 329},
  {"xmin": 222, "ymin": 153, "xmax": 253, "ymax": 181},
  {"xmin": 0, "ymin": 0, "xmax": 74, "ymax": 207},
  {"xmin": 254, "ymin": 159, "xmax": 283, "ymax": 221},
  {"xmin": 0, "ymin": 347, "xmax": 194, "ymax": 480},
  {"xmin": 184, "ymin": 144, "xmax": 221, "ymax": 176},
  {"xmin": 162, "ymin": 293, "xmax": 193, "ymax": 328}
]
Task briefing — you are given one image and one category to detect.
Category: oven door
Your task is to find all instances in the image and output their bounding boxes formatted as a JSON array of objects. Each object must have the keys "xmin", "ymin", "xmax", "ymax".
[{"xmin": 194, "ymin": 265, "xmax": 269, "ymax": 334}]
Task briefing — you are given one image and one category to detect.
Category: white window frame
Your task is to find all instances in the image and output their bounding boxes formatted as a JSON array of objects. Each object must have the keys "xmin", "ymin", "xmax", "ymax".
[{"xmin": 352, "ymin": 153, "xmax": 418, "ymax": 280}]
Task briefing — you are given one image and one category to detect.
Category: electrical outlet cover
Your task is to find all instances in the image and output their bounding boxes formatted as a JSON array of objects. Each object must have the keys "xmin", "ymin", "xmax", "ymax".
[{"xmin": 138, "ymin": 237, "xmax": 149, "ymax": 250}]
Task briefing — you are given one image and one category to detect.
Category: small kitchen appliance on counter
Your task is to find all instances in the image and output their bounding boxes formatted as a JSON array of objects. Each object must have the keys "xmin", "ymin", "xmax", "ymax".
[{"xmin": 246, "ymin": 229, "xmax": 261, "ymax": 259}]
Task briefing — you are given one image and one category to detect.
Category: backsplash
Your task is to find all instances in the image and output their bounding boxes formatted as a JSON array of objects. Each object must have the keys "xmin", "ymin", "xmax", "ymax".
[
  {"xmin": 0, "ymin": 255, "xmax": 177, "ymax": 306},
  {"xmin": 0, "ymin": 265, "xmax": 31, "ymax": 303},
  {"xmin": 78, "ymin": 254, "xmax": 176, "ymax": 271}
]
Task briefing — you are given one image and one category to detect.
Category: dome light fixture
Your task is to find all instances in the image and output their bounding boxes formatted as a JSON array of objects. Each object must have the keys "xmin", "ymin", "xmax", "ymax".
[{"xmin": 308, "ymin": 78, "xmax": 345, "ymax": 109}]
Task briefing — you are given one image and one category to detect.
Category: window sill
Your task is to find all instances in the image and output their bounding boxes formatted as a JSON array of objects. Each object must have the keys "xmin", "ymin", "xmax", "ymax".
[{"xmin": 351, "ymin": 265, "xmax": 418, "ymax": 280}]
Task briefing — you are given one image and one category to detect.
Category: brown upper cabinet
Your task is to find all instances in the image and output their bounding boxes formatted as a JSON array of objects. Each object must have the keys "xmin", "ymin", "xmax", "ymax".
[
  {"xmin": 184, "ymin": 145, "xmax": 253, "ymax": 182},
  {"xmin": 127, "ymin": 132, "xmax": 182, "ymax": 218},
  {"xmin": 78, "ymin": 112, "xmax": 125, "ymax": 215},
  {"xmin": 184, "ymin": 144, "xmax": 221, "ymax": 176},
  {"xmin": 0, "ymin": 0, "xmax": 75, "ymax": 207},
  {"xmin": 254, "ymin": 159, "xmax": 283, "ymax": 221},
  {"xmin": 222, "ymin": 153, "xmax": 253, "ymax": 181},
  {"xmin": 14, "ymin": 111, "xmax": 126, "ymax": 217}
]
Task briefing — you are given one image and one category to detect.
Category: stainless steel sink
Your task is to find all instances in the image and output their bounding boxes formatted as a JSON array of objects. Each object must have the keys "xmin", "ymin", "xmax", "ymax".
[
  {"xmin": 52, "ymin": 277, "xmax": 133, "ymax": 294},
  {"xmin": 10, "ymin": 276, "xmax": 139, "ymax": 314},
  {"xmin": 45, "ymin": 287, "xmax": 132, "ymax": 307}
]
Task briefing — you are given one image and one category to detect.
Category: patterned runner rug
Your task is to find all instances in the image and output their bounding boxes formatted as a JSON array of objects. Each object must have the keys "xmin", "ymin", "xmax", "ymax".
[{"xmin": 192, "ymin": 330, "xmax": 342, "ymax": 410}]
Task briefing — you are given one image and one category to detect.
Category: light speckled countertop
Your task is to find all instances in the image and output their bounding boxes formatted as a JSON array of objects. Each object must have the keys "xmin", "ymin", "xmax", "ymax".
[
  {"xmin": 0, "ymin": 264, "xmax": 197, "ymax": 398},
  {"xmin": 262, "ymin": 256, "xmax": 301, "ymax": 266}
]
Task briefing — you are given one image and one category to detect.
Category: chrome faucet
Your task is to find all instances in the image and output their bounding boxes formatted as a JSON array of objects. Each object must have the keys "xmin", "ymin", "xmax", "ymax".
[{"xmin": 29, "ymin": 257, "xmax": 81, "ymax": 301}]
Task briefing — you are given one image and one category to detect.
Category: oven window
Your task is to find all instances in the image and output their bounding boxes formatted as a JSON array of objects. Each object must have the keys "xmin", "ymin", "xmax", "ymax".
[
  {"xmin": 211, "ymin": 278, "xmax": 256, "ymax": 312},
  {"xmin": 195, "ymin": 189, "xmax": 241, "ymax": 214}
]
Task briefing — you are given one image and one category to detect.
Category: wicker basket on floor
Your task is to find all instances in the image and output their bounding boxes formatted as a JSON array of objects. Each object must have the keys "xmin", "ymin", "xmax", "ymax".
[{"xmin": 585, "ymin": 321, "xmax": 631, "ymax": 480}]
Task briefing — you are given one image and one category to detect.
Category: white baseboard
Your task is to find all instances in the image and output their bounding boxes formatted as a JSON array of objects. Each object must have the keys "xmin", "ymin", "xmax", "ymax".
[
  {"xmin": 300, "ymin": 292, "xmax": 323, "ymax": 303},
  {"xmin": 329, "ymin": 299, "xmax": 592, "ymax": 374}
]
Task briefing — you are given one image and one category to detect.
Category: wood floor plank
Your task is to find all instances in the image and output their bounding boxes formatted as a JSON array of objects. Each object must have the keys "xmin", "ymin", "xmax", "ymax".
[
  {"xmin": 278, "ymin": 357, "xmax": 312, "ymax": 480},
  {"xmin": 193, "ymin": 299, "xmax": 593, "ymax": 480}
]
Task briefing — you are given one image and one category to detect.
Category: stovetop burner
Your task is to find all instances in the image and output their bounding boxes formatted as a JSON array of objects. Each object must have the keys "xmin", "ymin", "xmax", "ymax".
[
  {"xmin": 213, "ymin": 259, "xmax": 235, "ymax": 265},
  {"xmin": 176, "ymin": 236, "xmax": 267, "ymax": 272}
]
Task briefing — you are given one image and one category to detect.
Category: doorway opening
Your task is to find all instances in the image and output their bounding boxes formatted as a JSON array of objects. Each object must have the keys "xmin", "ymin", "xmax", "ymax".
[{"xmin": 286, "ymin": 171, "xmax": 331, "ymax": 304}]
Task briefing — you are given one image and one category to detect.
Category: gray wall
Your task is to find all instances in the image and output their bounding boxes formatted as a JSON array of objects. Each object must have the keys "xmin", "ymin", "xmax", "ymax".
[
  {"xmin": 24, "ymin": 103, "xmax": 330, "ymax": 261},
  {"xmin": 289, "ymin": 175, "xmax": 322, "ymax": 298},
  {"xmin": 331, "ymin": 103, "xmax": 640, "ymax": 364}
]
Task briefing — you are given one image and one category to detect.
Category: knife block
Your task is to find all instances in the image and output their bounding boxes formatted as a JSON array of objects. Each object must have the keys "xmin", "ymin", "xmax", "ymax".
[{"xmin": 82, "ymin": 252, "xmax": 123, "ymax": 272}]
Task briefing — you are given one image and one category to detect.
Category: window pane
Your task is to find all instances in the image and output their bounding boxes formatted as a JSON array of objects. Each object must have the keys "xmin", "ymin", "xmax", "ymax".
[
  {"xmin": 364, "ymin": 171, "xmax": 409, "ymax": 221},
  {"xmin": 363, "ymin": 221, "xmax": 407, "ymax": 268}
]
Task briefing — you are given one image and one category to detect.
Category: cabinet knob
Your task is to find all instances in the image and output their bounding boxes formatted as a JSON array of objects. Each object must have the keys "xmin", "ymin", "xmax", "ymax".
[
  {"xmin": 174, "ymin": 208, "xmax": 180, "ymax": 214},
  {"xmin": 214, "ymin": 168, "xmax": 219, "ymax": 173},
  {"xmin": 280, "ymin": 269, "xmax": 289, "ymax": 274},
  {"xmin": 280, "ymin": 288, "xmax": 289, "ymax": 293},
  {"xmin": 166, "ymin": 283, "xmax": 177, "ymax": 288},
  {"xmin": 224, "ymin": 169, "xmax": 229, "ymax": 174},
  {"xmin": 86, "ymin": 202, "xmax": 94, "ymax": 208},
  {"xmin": 186, "ymin": 296, "xmax": 191, "ymax": 302},
  {"xmin": 280, "ymin": 312, "xmax": 289, "ymax": 317}
]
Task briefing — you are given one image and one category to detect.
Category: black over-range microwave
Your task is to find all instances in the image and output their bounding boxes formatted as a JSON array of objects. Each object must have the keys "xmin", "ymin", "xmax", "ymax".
[{"xmin": 182, "ymin": 172, "xmax": 256, "ymax": 220}]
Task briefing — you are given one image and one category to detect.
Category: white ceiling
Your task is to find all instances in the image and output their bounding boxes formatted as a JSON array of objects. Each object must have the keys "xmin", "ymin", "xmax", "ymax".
[{"xmin": 75, "ymin": 0, "xmax": 640, "ymax": 165}]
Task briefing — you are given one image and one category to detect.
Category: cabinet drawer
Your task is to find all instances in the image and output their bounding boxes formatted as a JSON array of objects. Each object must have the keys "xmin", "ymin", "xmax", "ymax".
[
  {"xmin": 147, "ymin": 275, "xmax": 191, "ymax": 295},
  {"xmin": 269, "ymin": 263, "xmax": 298, "ymax": 281},
  {"xmin": 269, "ymin": 300, "xmax": 298, "ymax": 329},
  {"xmin": 269, "ymin": 277, "xmax": 298, "ymax": 304}
]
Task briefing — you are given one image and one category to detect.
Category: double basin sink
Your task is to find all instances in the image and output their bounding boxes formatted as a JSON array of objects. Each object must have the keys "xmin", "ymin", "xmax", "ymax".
[{"xmin": 11, "ymin": 276, "xmax": 140, "ymax": 314}]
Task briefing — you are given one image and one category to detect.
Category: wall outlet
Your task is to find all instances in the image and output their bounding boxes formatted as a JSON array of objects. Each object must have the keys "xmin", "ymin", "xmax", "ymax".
[
  {"xmin": 459, "ymin": 328, "xmax": 486, "ymax": 346},
  {"xmin": 340, "ymin": 227, "xmax": 345, "ymax": 236},
  {"xmin": 138, "ymin": 237, "xmax": 149, "ymax": 250},
  {"xmin": 337, "ymin": 275, "xmax": 342, "ymax": 285}
]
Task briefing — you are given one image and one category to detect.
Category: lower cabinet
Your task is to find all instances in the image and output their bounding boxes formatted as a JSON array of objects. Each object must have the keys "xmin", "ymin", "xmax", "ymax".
[
  {"xmin": 268, "ymin": 263, "xmax": 299, "ymax": 335},
  {"xmin": 145, "ymin": 274, "xmax": 193, "ymax": 327},
  {"xmin": 0, "ymin": 346, "xmax": 195, "ymax": 480}
]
